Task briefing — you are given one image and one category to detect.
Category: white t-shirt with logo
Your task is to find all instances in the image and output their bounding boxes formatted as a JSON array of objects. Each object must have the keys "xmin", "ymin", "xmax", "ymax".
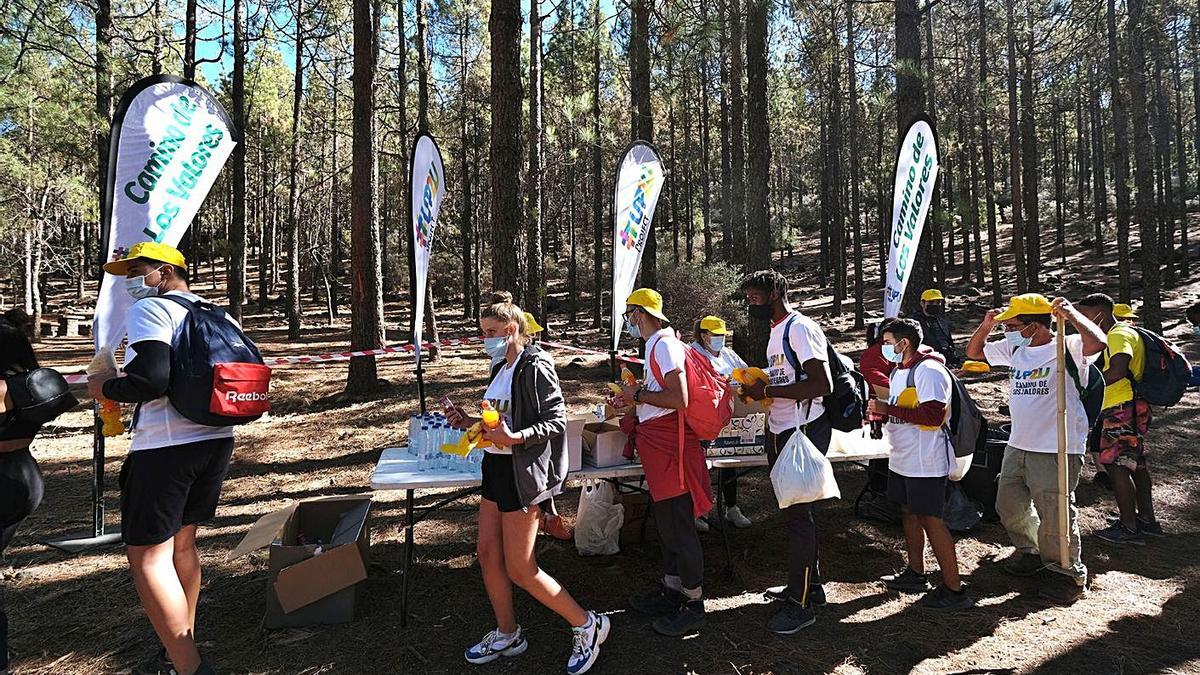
[
  {"xmin": 640, "ymin": 328, "xmax": 688, "ymax": 423},
  {"xmin": 887, "ymin": 359, "xmax": 952, "ymax": 478},
  {"xmin": 482, "ymin": 360, "xmax": 518, "ymax": 455},
  {"xmin": 690, "ymin": 341, "xmax": 748, "ymax": 378},
  {"xmin": 125, "ymin": 291, "xmax": 236, "ymax": 452},
  {"xmin": 766, "ymin": 311, "xmax": 829, "ymax": 434},
  {"xmin": 983, "ymin": 334, "xmax": 1090, "ymax": 454}
]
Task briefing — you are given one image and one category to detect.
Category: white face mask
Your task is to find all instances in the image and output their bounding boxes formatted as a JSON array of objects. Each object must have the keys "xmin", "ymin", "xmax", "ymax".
[
  {"xmin": 124, "ymin": 266, "xmax": 165, "ymax": 300},
  {"xmin": 708, "ymin": 335, "xmax": 726, "ymax": 352}
]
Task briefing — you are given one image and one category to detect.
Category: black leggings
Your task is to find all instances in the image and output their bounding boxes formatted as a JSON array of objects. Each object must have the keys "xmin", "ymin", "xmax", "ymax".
[
  {"xmin": 0, "ymin": 447, "xmax": 44, "ymax": 671},
  {"xmin": 654, "ymin": 493, "xmax": 704, "ymax": 592},
  {"xmin": 766, "ymin": 418, "xmax": 832, "ymax": 605}
]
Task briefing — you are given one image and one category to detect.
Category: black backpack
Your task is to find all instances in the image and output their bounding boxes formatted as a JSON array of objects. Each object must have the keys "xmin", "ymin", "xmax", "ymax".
[
  {"xmin": 1127, "ymin": 327, "xmax": 1191, "ymax": 407},
  {"xmin": 781, "ymin": 315, "xmax": 868, "ymax": 433}
]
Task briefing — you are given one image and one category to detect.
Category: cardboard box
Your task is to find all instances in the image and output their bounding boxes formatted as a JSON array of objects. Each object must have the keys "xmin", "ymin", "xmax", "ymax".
[
  {"xmin": 583, "ymin": 422, "xmax": 631, "ymax": 468},
  {"xmin": 732, "ymin": 397, "xmax": 768, "ymax": 418},
  {"xmin": 619, "ymin": 491, "xmax": 657, "ymax": 545},
  {"xmin": 228, "ymin": 495, "xmax": 372, "ymax": 629},
  {"xmin": 565, "ymin": 413, "xmax": 589, "ymax": 472},
  {"xmin": 707, "ymin": 412, "xmax": 766, "ymax": 457}
]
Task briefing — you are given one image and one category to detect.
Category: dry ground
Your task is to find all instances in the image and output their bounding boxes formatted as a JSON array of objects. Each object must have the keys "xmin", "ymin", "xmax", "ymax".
[{"xmin": 4, "ymin": 230, "xmax": 1200, "ymax": 675}]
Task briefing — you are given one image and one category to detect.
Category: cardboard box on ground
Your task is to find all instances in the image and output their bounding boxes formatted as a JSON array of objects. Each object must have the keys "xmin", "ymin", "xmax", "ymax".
[{"xmin": 228, "ymin": 495, "xmax": 372, "ymax": 628}]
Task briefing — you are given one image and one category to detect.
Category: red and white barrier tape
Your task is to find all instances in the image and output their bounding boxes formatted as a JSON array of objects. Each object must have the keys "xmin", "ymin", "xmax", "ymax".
[{"xmin": 62, "ymin": 335, "xmax": 639, "ymax": 384}]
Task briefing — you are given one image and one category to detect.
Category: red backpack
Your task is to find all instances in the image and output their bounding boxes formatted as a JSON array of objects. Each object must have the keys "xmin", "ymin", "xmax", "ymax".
[{"xmin": 647, "ymin": 335, "xmax": 734, "ymax": 440}]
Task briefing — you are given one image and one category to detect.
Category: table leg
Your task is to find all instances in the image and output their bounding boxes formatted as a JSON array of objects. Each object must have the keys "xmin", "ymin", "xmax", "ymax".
[
  {"xmin": 716, "ymin": 471, "xmax": 734, "ymax": 579},
  {"xmin": 401, "ymin": 488, "xmax": 415, "ymax": 628}
]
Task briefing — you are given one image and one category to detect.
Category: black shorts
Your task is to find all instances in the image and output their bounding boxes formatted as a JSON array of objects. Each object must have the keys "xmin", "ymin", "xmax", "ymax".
[
  {"xmin": 0, "ymin": 448, "xmax": 44, "ymax": 554},
  {"xmin": 119, "ymin": 437, "xmax": 234, "ymax": 546},
  {"xmin": 481, "ymin": 452, "xmax": 524, "ymax": 513},
  {"xmin": 887, "ymin": 470, "xmax": 949, "ymax": 518}
]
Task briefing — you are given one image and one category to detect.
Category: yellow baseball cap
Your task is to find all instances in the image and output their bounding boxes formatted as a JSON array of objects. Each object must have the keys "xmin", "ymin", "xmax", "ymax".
[
  {"xmin": 699, "ymin": 316, "xmax": 730, "ymax": 335},
  {"xmin": 524, "ymin": 312, "xmax": 544, "ymax": 335},
  {"xmin": 103, "ymin": 241, "xmax": 187, "ymax": 276},
  {"xmin": 994, "ymin": 293, "xmax": 1052, "ymax": 321},
  {"xmin": 1114, "ymin": 303, "xmax": 1138, "ymax": 319},
  {"xmin": 921, "ymin": 289, "xmax": 945, "ymax": 302},
  {"xmin": 626, "ymin": 288, "xmax": 669, "ymax": 322}
]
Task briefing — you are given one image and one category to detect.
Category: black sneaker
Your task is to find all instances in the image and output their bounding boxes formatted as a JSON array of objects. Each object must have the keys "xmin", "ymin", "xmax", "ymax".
[
  {"xmin": 1002, "ymin": 552, "xmax": 1045, "ymax": 577},
  {"xmin": 1095, "ymin": 521, "xmax": 1145, "ymax": 545},
  {"xmin": 630, "ymin": 583, "xmax": 688, "ymax": 616},
  {"xmin": 764, "ymin": 583, "xmax": 826, "ymax": 606},
  {"xmin": 919, "ymin": 585, "xmax": 974, "ymax": 611},
  {"xmin": 1039, "ymin": 578, "xmax": 1087, "ymax": 604},
  {"xmin": 652, "ymin": 600, "xmax": 705, "ymax": 637},
  {"xmin": 767, "ymin": 600, "xmax": 817, "ymax": 635},
  {"xmin": 881, "ymin": 567, "xmax": 933, "ymax": 593},
  {"xmin": 1137, "ymin": 517, "xmax": 1165, "ymax": 537}
]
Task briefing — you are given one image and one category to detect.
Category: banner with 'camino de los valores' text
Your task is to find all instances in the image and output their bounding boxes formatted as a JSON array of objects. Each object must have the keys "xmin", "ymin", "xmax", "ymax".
[
  {"xmin": 94, "ymin": 75, "xmax": 239, "ymax": 353},
  {"xmin": 884, "ymin": 115, "xmax": 939, "ymax": 319},
  {"xmin": 408, "ymin": 132, "xmax": 446, "ymax": 361},
  {"xmin": 610, "ymin": 141, "xmax": 666, "ymax": 351}
]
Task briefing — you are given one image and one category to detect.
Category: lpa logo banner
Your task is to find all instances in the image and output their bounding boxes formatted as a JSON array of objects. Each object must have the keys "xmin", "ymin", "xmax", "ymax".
[
  {"xmin": 409, "ymin": 132, "xmax": 446, "ymax": 357},
  {"xmin": 883, "ymin": 116, "xmax": 939, "ymax": 319},
  {"xmin": 610, "ymin": 141, "xmax": 665, "ymax": 351}
]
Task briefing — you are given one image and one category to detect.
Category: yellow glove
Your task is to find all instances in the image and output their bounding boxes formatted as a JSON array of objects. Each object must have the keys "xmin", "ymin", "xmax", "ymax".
[
  {"xmin": 732, "ymin": 367, "xmax": 773, "ymax": 408},
  {"xmin": 441, "ymin": 422, "xmax": 492, "ymax": 456}
]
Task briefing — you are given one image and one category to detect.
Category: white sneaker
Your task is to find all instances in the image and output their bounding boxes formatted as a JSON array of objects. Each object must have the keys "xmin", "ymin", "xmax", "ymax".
[
  {"xmin": 694, "ymin": 516, "xmax": 710, "ymax": 533},
  {"xmin": 464, "ymin": 627, "xmax": 528, "ymax": 665},
  {"xmin": 725, "ymin": 506, "xmax": 751, "ymax": 529},
  {"xmin": 567, "ymin": 611, "xmax": 611, "ymax": 674}
]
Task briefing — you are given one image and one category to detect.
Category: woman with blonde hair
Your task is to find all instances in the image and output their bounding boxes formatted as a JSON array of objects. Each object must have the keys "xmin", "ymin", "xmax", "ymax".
[{"xmin": 447, "ymin": 292, "xmax": 609, "ymax": 673}]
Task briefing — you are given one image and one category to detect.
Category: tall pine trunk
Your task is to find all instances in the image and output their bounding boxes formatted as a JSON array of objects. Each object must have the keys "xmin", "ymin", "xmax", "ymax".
[
  {"xmin": 848, "ymin": 0, "xmax": 864, "ymax": 327},
  {"xmin": 896, "ymin": 0, "xmax": 930, "ymax": 314},
  {"xmin": 286, "ymin": 1, "xmax": 304, "ymax": 339},
  {"xmin": 728, "ymin": 0, "xmax": 746, "ymax": 269},
  {"xmin": 527, "ymin": 0, "xmax": 545, "ymax": 316},
  {"xmin": 490, "ymin": 0, "xmax": 525, "ymax": 296},
  {"xmin": 347, "ymin": 0, "xmax": 385, "ymax": 393},
  {"xmin": 1108, "ymin": 0, "xmax": 1133, "ymax": 302},
  {"xmin": 1127, "ymin": 0, "xmax": 1161, "ymax": 330},
  {"xmin": 229, "ymin": 0, "xmax": 247, "ymax": 321},
  {"xmin": 591, "ymin": 0, "xmax": 603, "ymax": 327},
  {"xmin": 979, "ymin": 0, "xmax": 1002, "ymax": 305}
]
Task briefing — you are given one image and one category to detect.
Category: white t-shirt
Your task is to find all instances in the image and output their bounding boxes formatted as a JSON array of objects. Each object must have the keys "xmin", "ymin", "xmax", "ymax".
[
  {"xmin": 765, "ymin": 311, "xmax": 829, "ymax": 434},
  {"xmin": 640, "ymin": 328, "xmax": 687, "ymax": 423},
  {"xmin": 983, "ymin": 334, "xmax": 1091, "ymax": 454},
  {"xmin": 887, "ymin": 359, "xmax": 952, "ymax": 478},
  {"xmin": 125, "ymin": 291, "xmax": 236, "ymax": 452},
  {"xmin": 482, "ymin": 360, "xmax": 518, "ymax": 455},
  {"xmin": 690, "ymin": 341, "xmax": 748, "ymax": 377}
]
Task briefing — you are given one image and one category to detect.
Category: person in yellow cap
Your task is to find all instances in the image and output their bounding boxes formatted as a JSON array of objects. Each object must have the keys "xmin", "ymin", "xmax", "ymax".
[
  {"xmin": 1075, "ymin": 293, "xmax": 1160, "ymax": 543},
  {"xmin": 1113, "ymin": 303, "xmax": 1138, "ymax": 321},
  {"xmin": 966, "ymin": 293, "xmax": 1107, "ymax": 604},
  {"xmin": 690, "ymin": 315, "xmax": 751, "ymax": 531},
  {"xmin": 609, "ymin": 288, "xmax": 712, "ymax": 637},
  {"xmin": 86, "ymin": 240, "xmax": 236, "ymax": 675},
  {"xmin": 915, "ymin": 289, "xmax": 961, "ymax": 368}
]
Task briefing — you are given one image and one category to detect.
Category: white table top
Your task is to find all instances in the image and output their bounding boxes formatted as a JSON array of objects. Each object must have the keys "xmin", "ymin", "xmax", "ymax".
[{"xmin": 369, "ymin": 431, "xmax": 889, "ymax": 493}]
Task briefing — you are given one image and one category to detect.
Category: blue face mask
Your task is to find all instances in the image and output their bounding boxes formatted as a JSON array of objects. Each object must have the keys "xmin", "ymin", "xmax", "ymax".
[
  {"xmin": 1193, "ymin": 325, "xmax": 1200, "ymax": 337},
  {"xmin": 625, "ymin": 312, "xmax": 642, "ymax": 339},
  {"xmin": 1004, "ymin": 329, "xmax": 1032, "ymax": 349},
  {"xmin": 484, "ymin": 336, "xmax": 509, "ymax": 358},
  {"xmin": 881, "ymin": 342, "xmax": 904, "ymax": 363},
  {"xmin": 709, "ymin": 336, "xmax": 726, "ymax": 352}
]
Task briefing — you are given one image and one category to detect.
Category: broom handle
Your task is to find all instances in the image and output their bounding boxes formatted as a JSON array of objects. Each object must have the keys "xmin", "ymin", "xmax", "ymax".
[{"xmin": 1055, "ymin": 320, "xmax": 1070, "ymax": 571}]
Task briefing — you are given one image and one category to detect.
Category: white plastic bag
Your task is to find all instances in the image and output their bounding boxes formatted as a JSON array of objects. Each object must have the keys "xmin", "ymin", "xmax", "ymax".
[
  {"xmin": 573, "ymin": 479, "xmax": 624, "ymax": 556},
  {"xmin": 770, "ymin": 430, "xmax": 841, "ymax": 508}
]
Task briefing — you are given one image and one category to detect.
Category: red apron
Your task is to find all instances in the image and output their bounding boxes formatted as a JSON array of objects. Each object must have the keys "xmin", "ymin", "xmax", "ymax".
[{"xmin": 622, "ymin": 412, "xmax": 714, "ymax": 517}]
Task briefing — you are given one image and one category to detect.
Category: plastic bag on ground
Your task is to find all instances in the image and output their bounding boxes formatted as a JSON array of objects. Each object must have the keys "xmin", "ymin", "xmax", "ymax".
[
  {"xmin": 770, "ymin": 431, "xmax": 841, "ymax": 508},
  {"xmin": 573, "ymin": 479, "xmax": 624, "ymax": 556}
]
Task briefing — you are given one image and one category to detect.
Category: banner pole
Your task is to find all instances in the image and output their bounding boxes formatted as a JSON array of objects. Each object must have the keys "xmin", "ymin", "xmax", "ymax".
[
  {"xmin": 1055, "ymin": 318, "xmax": 1070, "ymax": 571},
  {"xmin": 406, "ymin": 134, "xmax": 425, "ymax": 415},
  {"xmin": 92, "ymin": 405, "xmax": 105, "ymax": 538}
]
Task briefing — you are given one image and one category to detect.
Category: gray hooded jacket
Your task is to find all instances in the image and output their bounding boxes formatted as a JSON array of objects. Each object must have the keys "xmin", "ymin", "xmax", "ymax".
[{"xmin": 490, "ymin": 344, "xmax": 568, "ymax": 507}]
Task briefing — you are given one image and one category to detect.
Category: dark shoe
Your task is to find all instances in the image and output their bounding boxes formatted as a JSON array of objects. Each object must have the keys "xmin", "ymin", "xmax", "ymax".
[
  {"xmin": 919, "ymin": 584, "xmax": 974, "ymax": 610},
  {"xmin": 652, "ymin": 600, "xmax": 705, "ymax": 637},
  {"xmin": 767, "ymin": 600, "xmax": 817, "ymax": 635},
  {"xmin": 881, "ymin": 567, "xmax": 933, "ymax": 593},
  {"xmin": 1002, "ymin": 552, "xmax": 1045, "ymax": 577},
  {"xmin": 630, "ymin": 584, "xmax": 687, "ymax": 616},
  {"xmin": 764, "ymin": 583, "xmax": 826, "ymax": 606},
  {"xmin": 1095, "ymin": 521, "xmax": 1145, "ymax": 546},
  {"xmin": 1137, "ymin": 517, "xmax": 1165, "ymax": 537},
  {"xmin": 1039, "ymin": 578, "xmax": 1087, "ymax": 604}
]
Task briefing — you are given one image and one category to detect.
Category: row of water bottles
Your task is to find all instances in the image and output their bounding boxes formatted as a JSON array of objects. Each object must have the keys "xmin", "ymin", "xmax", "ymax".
[{"xmin": 407, "ymin": 413, "xmax": 483, "ymax": 474}]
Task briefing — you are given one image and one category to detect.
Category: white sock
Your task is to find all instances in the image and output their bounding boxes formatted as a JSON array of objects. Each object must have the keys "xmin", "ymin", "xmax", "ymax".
[{"xmin": 663, "ymin": 575, "xmax": 684, "ymax": 592}]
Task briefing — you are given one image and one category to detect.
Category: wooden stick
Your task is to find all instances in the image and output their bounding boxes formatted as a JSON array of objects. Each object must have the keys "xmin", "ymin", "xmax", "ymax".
[{"xmin": 1055, "ymin": 319, "xmax": 1070, "ymax": 571}]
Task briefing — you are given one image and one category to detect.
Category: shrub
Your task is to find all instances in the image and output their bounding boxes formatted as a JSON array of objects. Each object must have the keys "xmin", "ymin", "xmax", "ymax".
[{"xmin": 654, "ymin": 260, "xmax": 746, "ymax": 342}]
